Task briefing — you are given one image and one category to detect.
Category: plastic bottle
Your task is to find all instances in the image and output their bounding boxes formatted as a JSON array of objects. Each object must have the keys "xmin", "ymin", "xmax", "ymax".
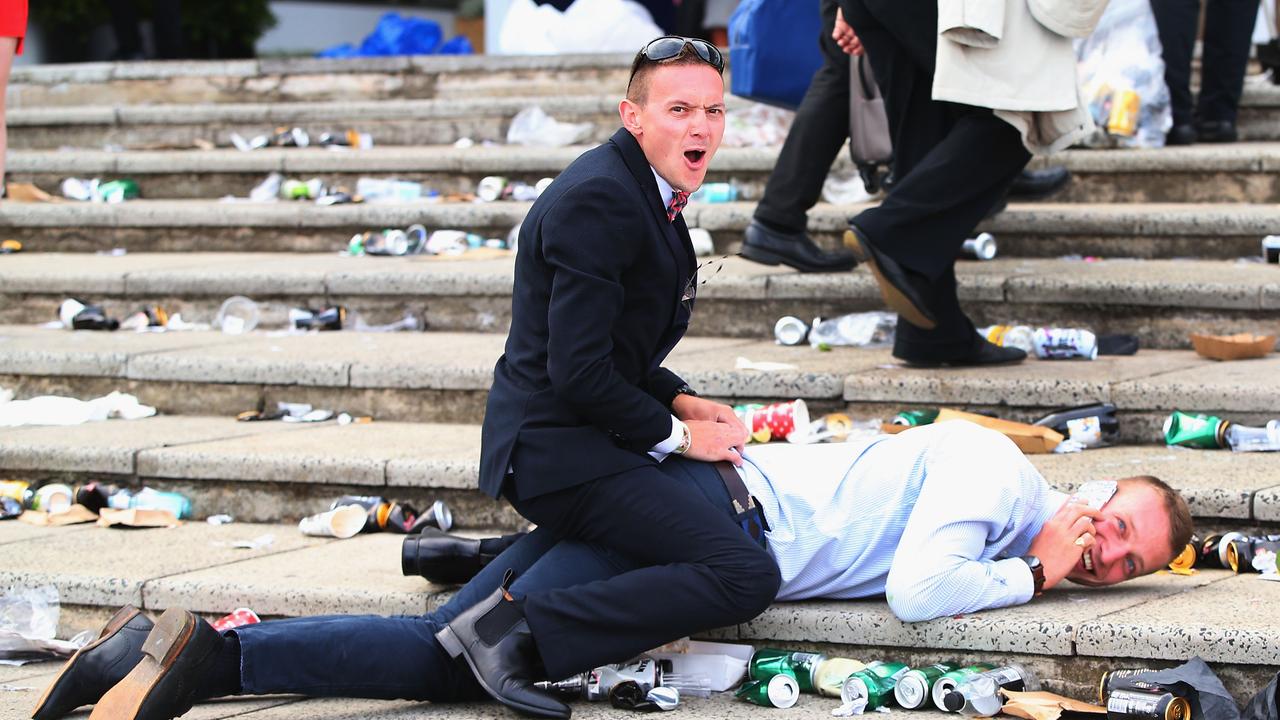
[
  {"xmin": 1032, "ymin": 403, "xmax": 1119, "ymax": 447},
  {"xmin": 109, "ymin": 488, "xmax": 192, "ymax": 519},
  {"xmin": 1226, "ymin": 420, "xmax": 1280, "ymax": 452},
  {"xmin": 808, "ymin": 312, "xmax": 896, "ymax": 348}
]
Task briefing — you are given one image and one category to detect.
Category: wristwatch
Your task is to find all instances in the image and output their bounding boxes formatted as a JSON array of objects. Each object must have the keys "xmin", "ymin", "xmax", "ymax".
[
  {"xmin": 1021, "ymin": 555, "xmax": 1046, "ymax": 597},
  {"xmin": 673, "ymin": 422, "xmax": 692, "ymax": 455},
  {"xmin": 671, "ymin": 384, "xmax": 698, "ymax": 406}
]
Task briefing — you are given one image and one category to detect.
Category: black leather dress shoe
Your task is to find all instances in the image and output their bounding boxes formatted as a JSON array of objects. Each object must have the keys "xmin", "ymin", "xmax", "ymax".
[
  {"xmin": 842, "ymin": 225, "xmax": 937, "ymax": 330},
  {"xmin": 32, "ymin": 605, "xmax": 153, "ymax": 720},
  {"xmin": 88, "ymin": 608, "xmax": 224, "ymax": 720},
  {"xmin": 897, "ymin": 338, "xmax": 1027, "ymax": 367},
  {"xmin": 740, "ymin": 220, "xmax": 857, "ymax": 273},
  {"xmin": 1196, "ymin": 120, "xmax": 1238, "ymax": 143},
  {"xmin": 403, "ymin": 529, "xmax": 526, "ymax": 585},
  {"xmin": 1166, "ymin": 124, "xmax": 1196, "ymax": 146},
  {"xmin": 1008, "ymin": 166, "xmax": 1071, "ymax": 200},
  {"xmin": 436, "ymin": 578, "xmax": 570, "ymax": 719}
]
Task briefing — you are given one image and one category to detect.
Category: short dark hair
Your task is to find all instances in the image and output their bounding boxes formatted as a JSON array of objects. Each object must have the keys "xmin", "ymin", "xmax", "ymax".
[
  {"xmin": 1124, "ymin": 475, "xmax": 1194, "ymax": 564},
  {"xmin": 626, "ymin": 44, "xmax": 715, "ymax": 106}
]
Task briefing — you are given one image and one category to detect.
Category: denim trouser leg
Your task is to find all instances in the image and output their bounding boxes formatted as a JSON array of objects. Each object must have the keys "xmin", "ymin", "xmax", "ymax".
[{"xmin": 234, "ymin": 529, "xmax": 639, "ymax": 700}]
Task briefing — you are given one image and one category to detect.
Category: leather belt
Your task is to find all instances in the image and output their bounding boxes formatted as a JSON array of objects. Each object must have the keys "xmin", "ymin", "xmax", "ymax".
[{"xmin": 713, "ymin": 461, "xmax": 767, "ymax": 544}]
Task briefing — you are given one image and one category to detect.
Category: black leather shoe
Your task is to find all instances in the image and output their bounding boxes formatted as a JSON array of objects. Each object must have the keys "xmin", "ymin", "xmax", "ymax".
[
  {"xmin": 88, "ymin": 608, "xmax": 224, "ymax": 720},
  {"xmin": 1196, "ymin": 120, "xmax": 1238, "ymax": 143},
  {"xmin": 842, "ymin": 225, "xmax": 937, "ymax": 330},
  {"xmin": 898, "ymin": 338, "xmax": 1027, "ymax": 367},
  {"xmin": 31, "ymin": 606, "xmax": 153, "ymax": 720},
  {"xmin": 740, "ymin": 220, "xmax": 857, "ymax": 273},
  {"xmin": 1166, "ymin": 124, "xmax": 1196, "ymax": 145},
  {"xmin": 436, "ymin": 576, "xmax": 570, "ymax": 719},
  {"xmin": 1008, "ymin": 166, "xmax": 1071, "ymax": 200},
  {"xmin": 403, "ymin": 529, "xmax": 526, "ymax": 585}
]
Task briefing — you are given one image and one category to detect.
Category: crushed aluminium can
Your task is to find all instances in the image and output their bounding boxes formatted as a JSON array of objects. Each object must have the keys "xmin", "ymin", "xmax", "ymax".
[
  {"xmin": 840, "ymin": 661, "xmax": 908, "ymax": 710},
  {"xmin": 1163, "ymin": 411, "xmax": 1230, "ymax": 449},
  {"xmin": 812, "ymin": 657, "xmax": 866, "ymax": 698},
  {"xmin": 1106, "ymin": 684, "xmax": 1190, "ymax": 720},
  {"xmin": 735, "ymin": 673, "xmax": 799, "ymax": 708},
  {"xmin": 1034, "ymin": 327, "xmax": 1098, "ymax": 360},
  {"xmin": 750, "ymin": 649, "xmax": 825, "ymax": 693},
  {"xmin": 931, "ymin": 663, "xmax": 995, "ymax": 710},
  {"xmin": 1099, "ymin": 668, "xmax": 1157, "ymax": 702},
  {"xmin": 773, "ymin": 316, "xmax": 809, "ymax": 346},
  {"xmin": 961, "ymin": 233, "xmax": 998, "ymax": 261},
  {"xmin": 894, "ymin": 663, "xmax": 954, "ymax": 710}
]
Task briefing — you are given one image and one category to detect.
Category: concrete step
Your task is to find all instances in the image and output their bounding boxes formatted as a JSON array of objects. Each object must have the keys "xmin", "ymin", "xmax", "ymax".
[
  {"xmin": 2, "ymin": 252, "xmax": 1279, "ymax": 348},
  {"xmin": 11, "ymin": 83, "xmax": 1280, "ymax": 151},
  {"xmin": 2, "ymin": 325, "xmax": 1278, "ymax": 437},
  {"xmin": 2, "ymin": 198, "xmax": 1278, "ymax": 261},
  {"xmin": 2, "ymin": 514, "xmax": 1278, "ymax": 710},
  {"xmin": 7, "ymin": 54, "xmax": 638, "ymax": 108},
  {"xmin": 3, "ymin": 414, "xmax": 1278, "ymax": 527},
  {"xmin": 6, "ymin": 96, "xmax": 621, "ymax": 150},
  {"xmin": 12, "ymin": 141, "xmax": 1280, "ymax": 205}
]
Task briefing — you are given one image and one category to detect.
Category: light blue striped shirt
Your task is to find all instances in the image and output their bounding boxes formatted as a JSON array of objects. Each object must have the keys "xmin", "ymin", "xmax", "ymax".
[{"xmin": 739, "ymin": 421, "xmax": 1066, "ymax": 622}]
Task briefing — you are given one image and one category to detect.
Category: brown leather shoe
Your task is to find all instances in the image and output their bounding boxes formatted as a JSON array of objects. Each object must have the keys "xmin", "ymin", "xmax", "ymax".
[
  {"xmin": 842, "ymin": 225, "xmax": 937, "ymax": 330},
  {"xmin": 31, "ymin": 605, "xmax": 153, "ymax": 720},
  {"xmin": 88, "ymin": 608, "xmax": 223, "ymax": 720}
]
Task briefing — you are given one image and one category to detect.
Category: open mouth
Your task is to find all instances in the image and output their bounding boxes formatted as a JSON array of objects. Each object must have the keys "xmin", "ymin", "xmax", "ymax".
[
  {"xmin": 684, "ymin": 149, "xmax": 706, "ymax": 164},
  {"xmin": 1082, "ymin": 548, "xmax": 1096, "ymax": 575}
]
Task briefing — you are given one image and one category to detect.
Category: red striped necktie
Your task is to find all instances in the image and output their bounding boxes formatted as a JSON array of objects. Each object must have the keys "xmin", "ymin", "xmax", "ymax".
[{"xmin": 666, "ymin": 190, "xmax": 690, "ymax": 223}]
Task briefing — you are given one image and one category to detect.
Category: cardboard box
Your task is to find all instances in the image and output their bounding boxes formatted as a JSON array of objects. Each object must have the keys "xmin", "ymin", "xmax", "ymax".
[
  {"xmin": 1190, "ymin": 332, "xmax": 1276, "ymax": 361},
  {"xmin": 883, "ymin": 409, "xmax": 1063, "ymax": 453}
]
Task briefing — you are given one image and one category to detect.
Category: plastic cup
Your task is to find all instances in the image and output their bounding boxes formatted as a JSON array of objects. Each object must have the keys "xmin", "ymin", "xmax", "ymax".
[
  {"xmin": 216, "ymin": 296, "xmax": 260, "ymax": 335},
  {"xmin": 298, "ymin": 505, "xmax": 366, "ymax": 539}
]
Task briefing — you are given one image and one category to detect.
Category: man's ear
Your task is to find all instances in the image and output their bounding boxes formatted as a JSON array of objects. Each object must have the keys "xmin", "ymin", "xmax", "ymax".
[{"xmin": 619, "ymin": 98, "xmax": 642, "ymax": 136}]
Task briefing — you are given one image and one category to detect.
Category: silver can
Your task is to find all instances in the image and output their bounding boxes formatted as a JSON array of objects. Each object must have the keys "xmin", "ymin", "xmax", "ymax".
[
  {"xmin": 1033, "ymin": 327, "xmax": 1098, "ymax": 360},
  {"xmin": 774, "ymin": 316, "xmax": 810, "ymax": 346},
  {"xmin": 961, "ymin": 232, "xmax": 998, "ymax": 261}
]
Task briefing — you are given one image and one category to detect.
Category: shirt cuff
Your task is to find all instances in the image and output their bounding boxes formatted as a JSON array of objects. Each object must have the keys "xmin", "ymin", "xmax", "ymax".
[
  {"xmin": 648, "ymin": 416, "xmax": 686, "ymax": 462},
  {"xmin": 998, "ymin": 557, "xmax": 1037, "ymax": 605}
]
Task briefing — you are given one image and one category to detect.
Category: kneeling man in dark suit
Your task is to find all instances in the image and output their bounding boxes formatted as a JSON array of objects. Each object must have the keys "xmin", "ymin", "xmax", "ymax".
[{"xmin": 438, "ymin": 37, "xmax": 780, "ymax": 718}]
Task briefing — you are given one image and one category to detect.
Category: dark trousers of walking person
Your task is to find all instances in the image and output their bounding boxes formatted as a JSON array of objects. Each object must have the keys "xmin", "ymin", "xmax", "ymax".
[
  {"xmin": 836, "ymin": 0, "xmax": 1032, "ymax": 361},
  {"xmin": 1151, "ymin": 0, "xmax": 1262, "ymax": 130},
  {"xmin": 752, "ymin": 0, "xmax": 851, "ymax": 235}
]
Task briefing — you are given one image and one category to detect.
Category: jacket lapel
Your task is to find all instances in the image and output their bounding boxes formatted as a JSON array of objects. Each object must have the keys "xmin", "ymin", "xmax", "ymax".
[{"xmin": 609, "ymin": 129, "xmax": 693, "ymax": 301}]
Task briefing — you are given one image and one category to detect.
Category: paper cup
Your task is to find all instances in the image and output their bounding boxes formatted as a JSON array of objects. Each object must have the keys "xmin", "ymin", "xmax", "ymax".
[
  {"xmin": 750, "ymin": 400, "xmax": 810, "ymax": 442},
  {"xmin": 298, "ymin": 504, "xmax": 366, "ymax": 539}
]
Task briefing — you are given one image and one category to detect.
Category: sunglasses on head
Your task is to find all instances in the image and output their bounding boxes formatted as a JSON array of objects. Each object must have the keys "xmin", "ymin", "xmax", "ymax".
[{"xmin": 629, "ymin": 36, "xmax": 725, "ymax": 82}]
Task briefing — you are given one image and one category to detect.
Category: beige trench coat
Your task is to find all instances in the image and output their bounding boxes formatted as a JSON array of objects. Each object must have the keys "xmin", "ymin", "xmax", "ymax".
[{"xmin": 932, "ymin": 0, "xmax": 1111, "ymax": 154}]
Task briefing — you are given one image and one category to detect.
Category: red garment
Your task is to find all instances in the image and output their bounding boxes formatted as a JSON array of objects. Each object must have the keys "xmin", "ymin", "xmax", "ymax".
[{"xmin": 0, "ymin": 0, "xmax": 27, "ymax": 55}]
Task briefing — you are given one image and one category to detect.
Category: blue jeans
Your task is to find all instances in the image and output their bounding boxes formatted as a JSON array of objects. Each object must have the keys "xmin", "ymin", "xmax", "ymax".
[{"xmin": 232, "ymin": 457, "xmax": 744, "ymax": 701}]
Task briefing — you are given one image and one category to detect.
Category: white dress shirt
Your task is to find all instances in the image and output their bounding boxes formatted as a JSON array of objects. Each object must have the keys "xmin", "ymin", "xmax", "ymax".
[{"xmin": 738, "ymin": 421, "xmax": 1067, "ymax": 621}]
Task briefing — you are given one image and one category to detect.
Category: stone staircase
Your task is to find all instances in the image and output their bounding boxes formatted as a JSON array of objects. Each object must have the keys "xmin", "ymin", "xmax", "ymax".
[{"xmin": 3, "ymin": 53, "xmax": 1280, "ymax": 714}]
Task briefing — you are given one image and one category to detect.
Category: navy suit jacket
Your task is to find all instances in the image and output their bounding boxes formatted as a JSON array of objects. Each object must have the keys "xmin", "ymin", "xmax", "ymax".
[{"xmin": 479, "ymin": 128, "xmax": 697, "ymax": 500}]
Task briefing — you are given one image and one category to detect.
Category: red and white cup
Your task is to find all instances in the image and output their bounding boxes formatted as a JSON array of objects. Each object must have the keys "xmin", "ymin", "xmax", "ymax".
[
  {"xmin": 212, "ymin": 607, "xmax": 261, "ymax": 632},
  {"xmin": 744, "ymin": 400, "xmax": 810, "ymax": 443}
]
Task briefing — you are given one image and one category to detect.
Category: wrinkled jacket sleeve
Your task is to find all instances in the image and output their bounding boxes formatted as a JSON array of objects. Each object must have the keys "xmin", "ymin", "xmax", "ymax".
[{"xmin": 540, "ymin": 177, "xmax": 676, "ymax": 451}]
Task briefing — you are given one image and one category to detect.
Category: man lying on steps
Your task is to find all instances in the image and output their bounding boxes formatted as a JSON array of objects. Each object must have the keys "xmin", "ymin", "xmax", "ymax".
[{"xmin": 33, "ymin": 420, "xmax": 1193, "ymax": 720}]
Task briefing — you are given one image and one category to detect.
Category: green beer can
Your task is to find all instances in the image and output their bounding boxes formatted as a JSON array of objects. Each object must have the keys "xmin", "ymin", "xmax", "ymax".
[
  {"xmin": 840, "ymin": 661, "xmax": 908, "ymax": 710},
  {"xmin": 892, "ymin": 409, "xmax": 940, "ymax": 427},
  {"xmin": 894, "ymin": 663, "xmax": 954, "ymax": 710},
  {"xmin": 735, "ymin": 674, "xmax": 800, "ymax": 709},
  {"xmin": 1163, "ymin": 411, "xmax": 1230, "ymax": 449},
  {"xmin": 931, "ymin": 663, "xmax": 995, "ymax": 710},
  {"xmin": 749, "ymin": 649, "xmax": 825, "ymax": 693}
]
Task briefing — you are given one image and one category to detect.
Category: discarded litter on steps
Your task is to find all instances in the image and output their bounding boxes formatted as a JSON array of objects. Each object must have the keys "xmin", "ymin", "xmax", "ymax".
[
  {"xmin": 61, "ymin": 178, "xmax": 139, "ymax": 203},
  {"xmin": 0, "ymin": 240, "xmax": 20, "ymax": 254},
  {"xmin": 1032, "ymin": 403, "xmax": 1119, "ymax": 448},
  {"xmin": 689, "ymin": 183, "xmax": 737, "ymax": 204},
  {"xmin": 1264, "ymin": 235, "xmax": 1280, "ymax": 263},
  {"xmin": 215, "ymin": 296, "xmax": 260, "ymax": 334},
  {"xmin": 961, "ymin": 233, "xmax": 998, "ymax": 261},
  {"xmin": 58, "ymin": 298, "xmax": 119, "ymax": 331},
  {"xmin": 734, "ymin": 400, "xmax": 809, "ymax": 444},
  {"xmin": 943, "ymin": 664, "xmax": 1039, "ymax": 716},
  {"xmin": 211, "ymin": 608, "xmax": 260, "ymax": 632},
  {"xmin": 798, "ymin": 312, "xmax": 896, "ymax": 349},
  {"xmin": 1189, "ymin": 332, "xmax": 1275, "ymax": 361},
  {"xmin": 0, "ymin": 389, "xmax": 156, "ymax": 428},
  {"xmin": 1033, "ymin": 328, "xmax": 1098, "ymax": 360}
]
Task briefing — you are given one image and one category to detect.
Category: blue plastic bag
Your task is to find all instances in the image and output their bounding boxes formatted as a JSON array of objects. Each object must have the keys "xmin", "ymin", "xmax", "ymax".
[
  {"xmin": 318, "ymin": 12, "xmax": 472, "ymax": 58},
  {"xmin": 728, "ymin": 0, "xmax": 823, "ymax": 109}
]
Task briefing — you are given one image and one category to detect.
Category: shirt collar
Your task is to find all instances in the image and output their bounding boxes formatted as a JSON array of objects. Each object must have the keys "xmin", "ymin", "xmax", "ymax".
[{"xmin": 650, "ymin": 166, "xmax": 675, "ymax": 208}]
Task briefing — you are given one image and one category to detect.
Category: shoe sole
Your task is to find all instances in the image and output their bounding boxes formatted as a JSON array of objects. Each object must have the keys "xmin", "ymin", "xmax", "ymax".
[
  {"xmin": 436, "ymin": 625, "xmax": 570, "ymax": 720},
  {"xmin": 31, "ymin": 605, "xmax": 143, "ymax": 720},
  {"xmin": 740, "ymin": 244, "xmax": 856, "ymax": 273},
  {"xmin": 87, "ymin": 608, "xmax": 206, "ymax": 720},
  {"xmin": 842, "ymin": 230, "xmax": 937, "ymax": 330}
]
